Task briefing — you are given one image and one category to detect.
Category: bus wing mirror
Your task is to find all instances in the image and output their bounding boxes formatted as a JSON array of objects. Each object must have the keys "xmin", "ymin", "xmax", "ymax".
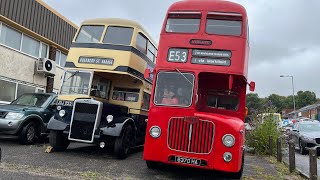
[
  {"xmin": 249, "ymin": 81, "xmax": 255, "ymax": 92},
  {"xmin": 144, "ymin": 69, "xmax": 152, "ymax": 79}
]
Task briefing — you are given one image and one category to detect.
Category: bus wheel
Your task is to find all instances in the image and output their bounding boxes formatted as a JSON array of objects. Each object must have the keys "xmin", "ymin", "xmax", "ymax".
[
  {"xmin": 49, "ymin": 130, "xmax": 70, "ymax": 151},
  {"xmin": 229, "ymin": 153, "xmax": 244, "ymax": 179},
  {"xmin": 114, "ymin": 125, "xmax": 133, "ymax": 159},
  {"xmin": 146, "ymin": 161, "xmax": 159, "ymax": 169}
]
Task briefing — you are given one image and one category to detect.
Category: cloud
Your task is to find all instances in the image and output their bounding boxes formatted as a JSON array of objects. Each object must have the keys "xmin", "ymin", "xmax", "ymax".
[{"xmin": 43, "ymin": 0, "xmax": 320, "ymax": 97}]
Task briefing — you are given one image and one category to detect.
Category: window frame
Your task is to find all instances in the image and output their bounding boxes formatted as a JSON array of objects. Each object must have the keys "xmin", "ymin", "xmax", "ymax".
[
  {"xmin": 205, "ymin": 12, "xmax": 243, "ymax": 36},
  {"xmin": 55, "ymin": 50, "xmax": 67, "ymax": 67},
  {"xmin": 147, "ymin": 41, "xmax": 157, "ymax": 63},
  {"xmin": 165, "ymin": 18, "xmax": 201, "ymax": 34},
  {"xmin": 141, "ymin": 92, "xmax": 151, "ymax": 110},
  {"xmin": 153, "ymin": 71, "xmax": 195, "ymax": 108},
  {"xmin": 112, "ymin": 87, "xmax": 140, "ymax": 102},
  {"xmin": 0, "ymin": 21, "xmax": 49, "ymax": 59}
]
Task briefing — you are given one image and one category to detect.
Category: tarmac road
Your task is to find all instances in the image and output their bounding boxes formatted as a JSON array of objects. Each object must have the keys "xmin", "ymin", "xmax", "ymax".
[{"xmin": 0, "ymin": 136, "xmax": 278, "ymax": 180}]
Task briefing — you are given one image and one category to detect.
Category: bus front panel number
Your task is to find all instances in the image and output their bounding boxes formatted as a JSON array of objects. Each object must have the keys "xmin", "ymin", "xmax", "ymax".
[{"xmin": 167, "ymin": 48, "xmax": 188, "ymax": 63}]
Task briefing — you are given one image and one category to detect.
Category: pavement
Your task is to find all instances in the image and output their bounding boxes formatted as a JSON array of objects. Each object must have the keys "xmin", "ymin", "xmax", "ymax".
[{"xmin": 0, "ymin": 136, "xmax": 298, "ymax": 180}]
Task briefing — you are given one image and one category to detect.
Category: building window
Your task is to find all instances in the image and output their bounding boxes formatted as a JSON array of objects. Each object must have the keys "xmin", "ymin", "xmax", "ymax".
[
  {"xmin": 142, "ymin": 93, "xmax": 151, "ymax": 110},
  {"xmin": 0, "ymin": 23, "xmax": 22, "ymax": 50},
  {"xmin": 0, "ymin": 22, "xmax": 49, "ymax": 59},
  {"xmin": 40, "ymin": 43, "xmax": 49, "ymax": 58},
  {"xmin": 136, "ymin": 33, "xmax": 147, "ymax": 54},
  {"xmin": 17, "ymin": 84, "xmax": 36, "ymax": 98},
  {"xmin": 21, "ymin": 34, "xmax": 40, "ymax": 57},
  {"xmin": 0, "ymin": 78, "xmax": 44, "ymax": 104},
  {"xmin": 0, "ymin": 79, "xmax": 16, "ymax": 103},
  {"xmin": 55, "ymin": 50, "xmax": 67, "ymax": 67}
]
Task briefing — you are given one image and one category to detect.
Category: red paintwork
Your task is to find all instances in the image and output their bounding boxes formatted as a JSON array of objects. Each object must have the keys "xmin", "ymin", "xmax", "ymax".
[{"xmin": 143, "ymin": 0, "xmax": 249, "ymax": 173}]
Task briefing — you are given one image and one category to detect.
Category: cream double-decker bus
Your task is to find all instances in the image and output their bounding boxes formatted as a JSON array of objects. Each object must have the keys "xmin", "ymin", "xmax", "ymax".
[{"xmin": 47, "ymin": 18, "xmax": 157, "ymax": 159}]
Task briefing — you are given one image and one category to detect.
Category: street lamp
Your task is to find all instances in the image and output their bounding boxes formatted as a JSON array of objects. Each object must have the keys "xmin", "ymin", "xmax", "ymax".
[{"xmin": 280, "ymin": 75, "xmax": 296, "ymax": 118}]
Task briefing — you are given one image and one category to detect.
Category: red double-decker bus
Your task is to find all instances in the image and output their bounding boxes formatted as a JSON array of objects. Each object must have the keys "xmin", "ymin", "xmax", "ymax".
[{"xmin": 143, "ymin": 0, "xmax": 255, "ymax": 178}]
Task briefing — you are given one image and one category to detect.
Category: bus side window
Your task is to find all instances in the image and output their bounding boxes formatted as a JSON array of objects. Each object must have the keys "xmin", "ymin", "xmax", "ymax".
[{"xmin": 142, "ymin": 93, "xmax": 151, "ymax": 110}]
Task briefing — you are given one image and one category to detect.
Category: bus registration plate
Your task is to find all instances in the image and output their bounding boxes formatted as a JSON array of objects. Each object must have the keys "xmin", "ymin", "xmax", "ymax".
[{"xmin": 175, "ymin": 156, "xmax": 201, "ymax": 166}]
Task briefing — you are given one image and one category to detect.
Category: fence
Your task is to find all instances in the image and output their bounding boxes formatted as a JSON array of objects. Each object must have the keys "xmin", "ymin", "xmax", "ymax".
[{"xmin": 268, "ymin": 135, "xmax": 318, "ymax": 180}]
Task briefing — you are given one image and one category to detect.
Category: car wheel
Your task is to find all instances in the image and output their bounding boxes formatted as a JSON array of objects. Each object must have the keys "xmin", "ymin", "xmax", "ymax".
[
  {"xmin": 299, "ymin": 140, "xmax": 307, "ymax": 155},
  {"xmin": 49, "ymin": 130, "xmax": 70, "ymax": 151},
  {"xmin": 18, "ymin": 122, "xmax": 37, "ymax": 145},
  {"xmin": 114, "ymin": 125, "xmax": 133, "ymax": 159},
  {"xmin": 146, "ymin": 160, "xmax": 159, "ymax": 169}
]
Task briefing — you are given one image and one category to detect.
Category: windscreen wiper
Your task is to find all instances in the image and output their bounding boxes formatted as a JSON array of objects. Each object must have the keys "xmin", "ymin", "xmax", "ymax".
[
  {"xmin": 65, "ymin": 71, "xmax": 80, "ymax": 82},
  {"xmin": 175, "ymin": 68, "xmax": 193, "ymax": 86}
]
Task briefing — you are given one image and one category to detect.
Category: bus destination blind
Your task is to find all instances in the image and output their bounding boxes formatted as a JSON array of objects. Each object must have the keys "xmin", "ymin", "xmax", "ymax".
[
  {"xmin": 191, "ymin": 57, "xmax": 231, "ymax": 66},
  {"xmin": 79, "ymin": 57, "xmax": 114, "ymax": 65},
  {"xmin": 192, "ymin": 49, "xmax": 231, "ymax": 58}
]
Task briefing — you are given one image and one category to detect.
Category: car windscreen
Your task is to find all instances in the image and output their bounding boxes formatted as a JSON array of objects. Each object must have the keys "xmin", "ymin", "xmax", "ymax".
[
  {"xmin": 300, "ymin": 123, "xmax": 320, "ymax": 132},
  {"xmin": 75, "ymin": 25, "xmax": 105, "ymax": 43},
  {"xmin": 103, "ymin": 26, "xmax": 133, "ymax": 45},
  {"xmin": 11, "ymin": 94, "xmax": 50, "ymax": 107},
  {"xmin": 154, "ymin": 71, "xmax": 194, "ymax": 107}
]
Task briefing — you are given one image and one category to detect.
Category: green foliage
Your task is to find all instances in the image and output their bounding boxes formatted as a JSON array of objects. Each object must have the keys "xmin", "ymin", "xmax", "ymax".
[
  {"xmin": 246, "ymin": 91, "xmax": 318, "ymax": 114},
  {"xmin": 246, "ymin": 107, "xmax": 281, "ymax": 155}
]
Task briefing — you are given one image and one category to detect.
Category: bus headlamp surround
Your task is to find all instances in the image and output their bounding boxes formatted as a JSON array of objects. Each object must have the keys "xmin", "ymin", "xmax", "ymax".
[
  {"xmin": 222, "ymin": 134, "xmax": 235, "ymax": 147},
  {"xmin": 149, "ymin": 126, "xmax": 161, "ymax": 138},
  {"xmin": 59, "ymin": 110, "xmax": 66, "ymax": 117}
]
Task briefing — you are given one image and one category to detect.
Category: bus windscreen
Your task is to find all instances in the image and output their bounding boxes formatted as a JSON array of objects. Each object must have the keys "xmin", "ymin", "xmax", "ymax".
[
  {"xmin": 166, "ymin": 18, "xmax": 200, "ymax": 33},
  {"xmin": 103, "ymin": 26, "xmax": 133, "ymax": 45},
  {"xmin": 206, "ymin": 19, "xmax": 242, "ymax": 36},
  {"xmin": 75, "ymin": 25, "xmax": 105, "ymax": 43}
]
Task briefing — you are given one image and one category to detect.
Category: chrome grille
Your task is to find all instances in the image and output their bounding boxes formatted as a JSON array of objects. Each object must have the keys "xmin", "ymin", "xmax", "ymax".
[{"xmin": 168, "ymin": 117, "xmax": 214, "ymax": 154}]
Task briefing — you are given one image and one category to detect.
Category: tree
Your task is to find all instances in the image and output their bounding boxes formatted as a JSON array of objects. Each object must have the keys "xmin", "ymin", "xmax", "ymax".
[
  {"xmin": 296, "ymin": 91, "xmax": 317, "ymax": 108},
  {"xmin": 246, "ymin": 93, "xmax": 263, "ymax": 114},
  {"xmin": 267, "ymin": 94, "xmax": 286, "ymax": 112}
]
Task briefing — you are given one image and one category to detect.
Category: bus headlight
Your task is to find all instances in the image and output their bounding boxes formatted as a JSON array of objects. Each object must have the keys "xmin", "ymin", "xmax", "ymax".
[
  {"xmin": 222, "ymin": 134, "xmax": 235, "ymax": 147},
  {"xmin": 59, "ymin": 110, "xmax": 66, "ymax": 117},
  {"xmin": 223, "ymin": 152, "xmax": 232, "ymax": 162},
  {"xmin": 149, "ymin": 126, "xmax": 161, "ymax": 138},
  {"xmin": 106, "ymin": 115, "xmax": 113, "ymax": 123}
]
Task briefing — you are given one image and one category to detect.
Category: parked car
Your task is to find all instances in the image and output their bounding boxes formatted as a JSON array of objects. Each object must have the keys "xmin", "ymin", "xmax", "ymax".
[
  {"xmin": 290, "ymin": 121, "xmax": 320, "ymax": 154},
  {"xmin": 0, "ymin": 93, "xmax": 57, "ymax": 144}
]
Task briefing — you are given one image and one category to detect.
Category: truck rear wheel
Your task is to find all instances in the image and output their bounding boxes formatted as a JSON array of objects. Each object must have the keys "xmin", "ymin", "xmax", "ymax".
[
  {"xmin": 114, "ymin": 125, "xmax": 133, "ymax": 159},
  {"xmin": 49, "ymin": 130, "xmax": 70, "ymax": 151}
]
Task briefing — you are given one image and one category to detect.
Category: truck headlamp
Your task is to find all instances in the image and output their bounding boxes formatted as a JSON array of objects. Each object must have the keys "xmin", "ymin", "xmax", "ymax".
[
  {"xmin": 5, "ymin": 112, "xmax": 24, "ymax": 120},
  {"xmin": 222, "ymin": 134, "xmax": 235, "ymax": 147},
  {"xmin": 59, "ymin": 110, "xmax": 66, "ymax": 117},
  {"xmin": 106, "ymin": 115, "xmax": 113, "ymax": 123},
  {"xmin": 149, "ymin": 126, "xmax": 161, "ymax": 138}
]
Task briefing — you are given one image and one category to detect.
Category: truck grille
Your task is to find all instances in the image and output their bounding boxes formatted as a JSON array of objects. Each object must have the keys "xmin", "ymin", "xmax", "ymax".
[
  {"xmin": 168, "ymin": 117, "xmax": 214, "ymax": 154},
  {"xmin": 316, "ymin": 138, "xmax": 320, "ymax": 144},
  {"xmin": 0, "ymin": 111, "xmax": 7, "ymax": 118},
  {"xmin": 69, "ymin": 103, "xmax": 99, "ymax": 142}
]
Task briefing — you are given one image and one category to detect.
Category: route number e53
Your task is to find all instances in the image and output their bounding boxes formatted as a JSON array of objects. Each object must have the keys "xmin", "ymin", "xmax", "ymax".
[{"xmin": 167, "ymin": 48, "xmax": 188, "ymax": 63}]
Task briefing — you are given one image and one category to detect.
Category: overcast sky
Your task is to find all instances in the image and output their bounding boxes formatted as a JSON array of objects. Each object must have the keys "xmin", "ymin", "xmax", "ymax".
[{"xmin": 43, "ymin": 0, "xmax": 320, "ymax": 98}]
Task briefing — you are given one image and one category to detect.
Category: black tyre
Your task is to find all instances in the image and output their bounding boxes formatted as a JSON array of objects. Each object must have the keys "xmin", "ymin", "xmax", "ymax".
[
  {"xmin": 299, "ymin": 140, "xmax": 307, "ymax": 155},
  {"xmin": 49, "ymin": 130, "xmax": 70, "ymax": 151},
  {"xmin": 146, "ymin": 160, "xmax": 159, "ymax": 169},
  {"xmin": 18, "ymin": 122, "xmax": 37, "ymax": 145},
  {"xmin": 229, "ymin": 153, "xmax": 244, "ymax": 179},
  {"xmin": 114, "ymin": 125, "xmax": 133, "ymax": 159}
]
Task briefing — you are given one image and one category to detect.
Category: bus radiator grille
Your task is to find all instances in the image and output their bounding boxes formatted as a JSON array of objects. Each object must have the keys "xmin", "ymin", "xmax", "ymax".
[
  {"xmin": 168, "ymin": 117, "xmax": 214, "ymax": 154},
  {"xmin": 69, "ymin": 103, "xmax": 98, "ymax": 141}
]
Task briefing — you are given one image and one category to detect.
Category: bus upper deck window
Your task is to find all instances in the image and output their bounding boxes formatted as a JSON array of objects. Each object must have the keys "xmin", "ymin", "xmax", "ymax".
[
  {"xmin": 103, "ymin": 26, "xmax": 134, "ymax": 45},
  {"xmin": 75, "ymin": 25, "xmax": 105, "ymax": 43},
  {"xmin": 206, "ymin": 12, "xmax": 242, "ymax": 36},
  {"xmin": 165, "ymin": 12, "xmax": 201, "ymax": 33}
]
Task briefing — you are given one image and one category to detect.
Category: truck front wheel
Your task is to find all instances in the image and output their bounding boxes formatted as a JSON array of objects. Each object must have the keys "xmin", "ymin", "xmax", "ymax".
[
  {"xmin": 114, "ymin": 125, "xmax": 133, "ymax": 159},
  {"xmin": 49, "ymin": 130, "xmax": 70, "ymax": 151}
]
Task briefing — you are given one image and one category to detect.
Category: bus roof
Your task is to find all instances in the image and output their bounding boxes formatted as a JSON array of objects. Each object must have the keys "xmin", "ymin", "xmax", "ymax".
[
  {"xmin": 81, "ymin": 18, "xmax": 157, "ymax": 46},
  {"xmin": 168, "ymin": 0, "xmax": 247, "ymax": 16}
]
